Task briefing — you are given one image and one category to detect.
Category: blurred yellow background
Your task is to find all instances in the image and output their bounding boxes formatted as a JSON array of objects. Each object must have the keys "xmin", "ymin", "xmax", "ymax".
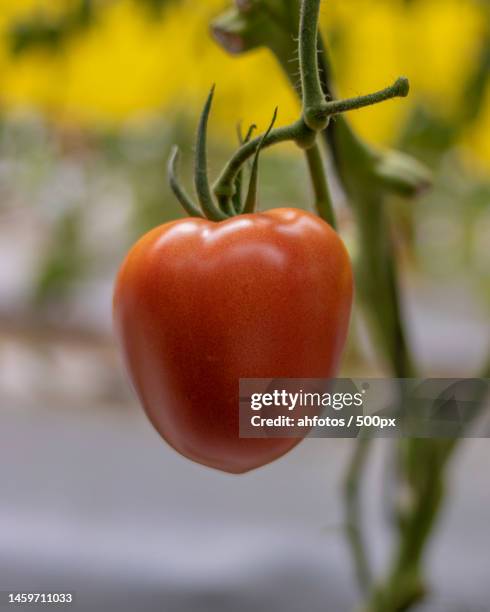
[{"xmin": 0, "ymin": 0, "xmax": 488, "ymax": 169}]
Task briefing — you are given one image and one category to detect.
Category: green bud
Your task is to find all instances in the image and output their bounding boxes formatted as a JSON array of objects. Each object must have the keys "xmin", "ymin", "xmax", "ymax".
[
  {"xmin": 373, "ymin": 149, "xmax": 432, "ymax": 198},
  {"xmin": 211, "ymin": 8, "xmax": 252, "ymax": 54},
  {"xmin": 211, "ymin": 1, "xmax": 299, "ymax": 56},
  {"xmin": 235, "ymin": 0, "xmax": 255, "ymax": 12},
  {"xmin": 211, "ymin": 4, "xmax": 278, "ymax": 55}
]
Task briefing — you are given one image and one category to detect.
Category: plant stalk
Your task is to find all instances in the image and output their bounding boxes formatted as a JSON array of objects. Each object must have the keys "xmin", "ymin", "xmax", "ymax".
[
  {"xmin": 304, "ymin": 144, "xmax": 336, "ymax": 227},
  {"xmin": 210, "ymin": 6, "xmax": 450, "ymax": 611}
]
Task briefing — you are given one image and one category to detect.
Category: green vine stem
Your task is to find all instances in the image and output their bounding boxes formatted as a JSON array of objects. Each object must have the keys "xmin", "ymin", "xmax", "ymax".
[
  {"xmin": 210, "ymin": 3, "xmax": 443, "ymax": 611},
  {"xmin": 208, "ymin": 7, "xmax": 490, "ymax": 612},
  {"xmin": 212, "ymin": 79, "xmax": 408, "ymax": 214},
  {"xmin": 299, "ymin": 0, "xmax": 329, "ymax": 131},
  {"xmin": 211, "ymin": 0, "xmax": 408, "ymax": 225},
  {"xmin": 208, "ymin": 7, "xmax": 489, "ymax": 612},
  {"xmin": 304, "ymin": 145, "xmax": 336, "ymax": 228},
  {"xmin": 344, "ymin": 435, "xmax": 373, "ymax": 594}
]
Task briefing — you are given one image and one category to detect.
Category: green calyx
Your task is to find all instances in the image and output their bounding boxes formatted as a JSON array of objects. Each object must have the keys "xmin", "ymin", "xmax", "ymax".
[
  {"xmin": 242, "ymin": 107, "xmax": 278, "ymax": 214},
  {"xmin": 372, "ymin": 149, "xmax": 432, "ymax": 197},
  {"xmin": 168, "ymin": 146, "xmax": 204, "ymax": 218},
  {"xmin": 211, "ymin": 0, "xmax": 301, "ymax": 65},
  {"xmin": 168, "ymin": 0, "xmax": 415, "ymax": 223},
  {"xmin": 211, "ymin": 6, "xmax": 273, "ymax": 55},
  {"xmin": 194, "ymin": 85, "xmax": 229, "ymax": 221},
  {"xmin": 231, "ymin": 123, "xmax": 256, "ymax": 213},
  {"xmin": 213, "ymin": 0, "xmax": 431, "ymax": 206}
]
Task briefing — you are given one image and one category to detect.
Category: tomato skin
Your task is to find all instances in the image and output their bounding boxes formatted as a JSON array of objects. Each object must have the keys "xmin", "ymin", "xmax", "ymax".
[{"xmin": 113, "ymin": 208, "xmax": 353, "ymax": 473}]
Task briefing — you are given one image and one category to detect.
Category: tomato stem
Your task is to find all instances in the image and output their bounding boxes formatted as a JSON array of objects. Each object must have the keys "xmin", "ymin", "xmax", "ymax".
[
  {"xmin": 211, "ymin": 0, "xmax": 409, "ymax": 217},
  {"xmin": 212, "ymin": 118, "xmax": 312, "ymax": 200},
  {"xmin": 170, "ymin": 0, "xmax": 410, "ymax": 223},
  {"xmin": 344, "ymin": 435, "xmax": 373, "ymax": 594},
  {"xmin": 212, "ymin": 69, "xmax": 408, "ymax": 211},
  {"xmin": 325, "ymin": 78, "xmax": 409, "ymax": 117},
  {"xmin": 304, "ymin": 144, "xmax": 336, "ymax": 228},
  {"xmin": 209, "ymin": 6, "xmax": 453, "ymax": 612},
  {"xmin": 299, "ymin": 0, "xmax": 328, "ymax": 131}
]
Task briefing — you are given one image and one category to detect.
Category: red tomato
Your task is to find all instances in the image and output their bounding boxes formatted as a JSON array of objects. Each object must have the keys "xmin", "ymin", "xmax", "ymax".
[{"xmin": 113, "ymin": 208, "xmax": 353, "ymax": 473}]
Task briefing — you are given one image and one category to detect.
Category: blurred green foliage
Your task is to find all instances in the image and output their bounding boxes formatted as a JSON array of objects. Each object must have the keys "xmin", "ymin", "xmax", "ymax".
[
  {"xmin": 9, "ymin": 0, "xmax": 93, "ymax": 55},
  {"xmin": 8, "ymin": 0, "xmax": 182, "ymax": 55},
  {"xmin": 35, "ymin": 209, "xmax": 85, "ymax": 302}
]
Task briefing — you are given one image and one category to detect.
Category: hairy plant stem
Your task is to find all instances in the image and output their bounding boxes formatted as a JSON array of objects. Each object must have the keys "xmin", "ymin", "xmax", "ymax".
[
  {"xmin": 211, "ymin": 5, "xmax": 451, "ymax": 610},
  {"xmin": 212, "ymin": 0, "xmax": 407, "ymax": 225},
  {"xmin": 272, "ymin": 35, "xmax": 380, "ymax": 598},
  {"xmin": 213, "ymin": 0, "xmax": 328, "ymax": 212},
  {"xmin": 213, "ymin": 119, "xmax": 312, "ymax": 198},
  {"xmin": 213, "ymin": 73, "xmax": 408, "ymax": 214},
  {"xmin": 212, "ymin": 5, "xmax": 442, "ymax": 611},
  {"xmin": 304, "ymin": 145, "xmax": 336, "ymax": 227},
  {"xmin": 299, "ymin": 0, "xmax": 329, "ymax": 130},
  {"xmin": 313, "ymin": 37, "xmax": 448, "ymax": 612}
]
